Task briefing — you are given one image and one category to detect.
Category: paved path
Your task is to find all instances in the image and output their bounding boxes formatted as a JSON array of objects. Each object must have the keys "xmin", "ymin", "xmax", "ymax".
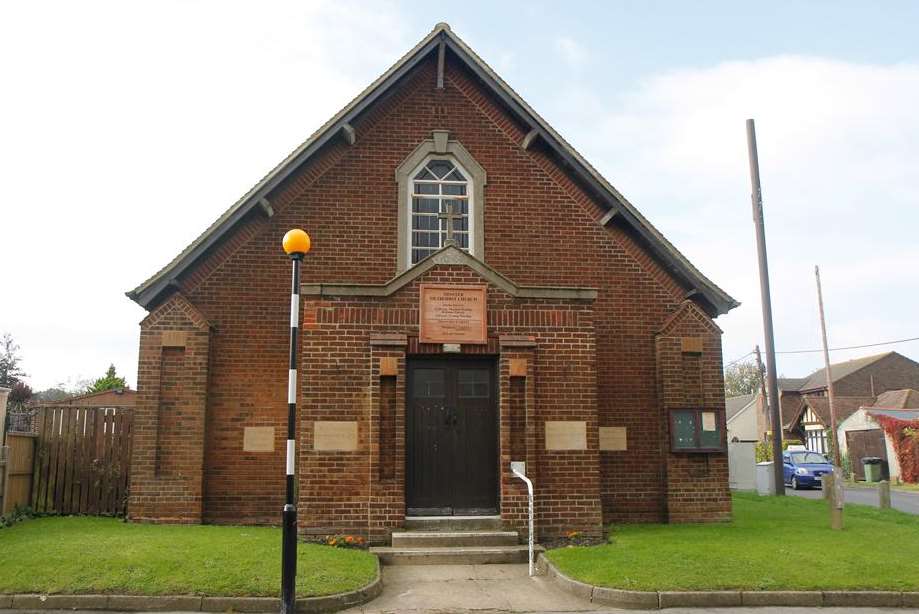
[
  {"xmin": 340, "ymin": 564, "xmax": 598, "ymax": 613},
  {"xmin": 336, "ymin": 563, "xmax": 919, "ymax": 613},
  {"xmin": 786, "ymin": 485, "xmax": 919, "ymax": 514},
  {"xmin": 6, "ymin": 608, "xmax": 918, "ymax": 614}
]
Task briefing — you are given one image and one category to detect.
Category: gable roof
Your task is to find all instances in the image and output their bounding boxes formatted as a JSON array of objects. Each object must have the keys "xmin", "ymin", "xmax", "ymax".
[
  {"xmin": 797, "ymin": 352, "xmax": 895, "ymax": 392},
  {"xmin": 778, "ymin": 377, "xmax": 808, "ymax": 391},
  {"xmin": 726, "ymin": 393, "xmax": 757, "ymax": 421},
  {"xmin": 788, "ymin": 395, "xmax": 875, "ymax": 429},
  {"xmin": 126, "ymin": 23, "xmax": 738, "ymax": 316},
  {"xmin": 872, "ymin": 388, "xmax": 919, "ymax": 409}
]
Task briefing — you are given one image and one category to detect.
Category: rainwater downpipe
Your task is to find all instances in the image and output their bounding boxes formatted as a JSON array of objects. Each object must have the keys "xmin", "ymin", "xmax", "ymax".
[{"xmin": 510, "ymin": 461, "xmax": 534, "ymax": 577}]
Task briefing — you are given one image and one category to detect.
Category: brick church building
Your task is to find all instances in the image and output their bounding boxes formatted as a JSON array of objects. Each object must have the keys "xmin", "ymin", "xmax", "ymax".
[{"xmin": 126, "ymin": 24, "xmax": 738, "ymax": 542}]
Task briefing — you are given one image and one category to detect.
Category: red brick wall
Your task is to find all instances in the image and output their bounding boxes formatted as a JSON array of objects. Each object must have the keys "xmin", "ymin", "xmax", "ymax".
[
  {"xmin": 295, "ymin": 265, "xmax": 599, "ymax": 541},
  {"xmin": 656, "ymin": 302, "xmax": 731, "ymax": 522},
  {"xmin": 130, "ymin": 50, "xmax": 730, "ymax": 531},
  {"xmin": 129, "ymin": 295, "xmax": 210, "ymax": 523}
]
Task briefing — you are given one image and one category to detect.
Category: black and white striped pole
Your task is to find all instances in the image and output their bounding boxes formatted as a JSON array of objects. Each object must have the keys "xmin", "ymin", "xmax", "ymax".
[{"xmin": 281, "ymin": 228, "xmax": 311, "ymax": 614}]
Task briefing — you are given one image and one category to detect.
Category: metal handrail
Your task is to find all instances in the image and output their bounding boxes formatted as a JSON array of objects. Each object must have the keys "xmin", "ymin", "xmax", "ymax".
[{"xmin": 510, "ymin": 462, "xmax": 535, "ymax": 576}]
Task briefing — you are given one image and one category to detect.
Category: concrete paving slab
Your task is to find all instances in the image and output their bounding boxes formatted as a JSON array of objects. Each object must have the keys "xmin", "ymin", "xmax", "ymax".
[
  {"xmin": 3, "ymin": 604, "xmax": 918, "ymax": 613},
  {"xmin": 340, "ymin": 562, "xmax": 919, "ymax": 614},
  {"xmin": 340, "ymin": 564, "xmax": 599, "ymax": 613}
]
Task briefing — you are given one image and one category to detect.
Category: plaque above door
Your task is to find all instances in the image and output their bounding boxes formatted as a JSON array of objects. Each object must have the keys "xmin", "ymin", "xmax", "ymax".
[{"xmin": 419, "ymin": 284, "xmax": 487, "ymax": 344}]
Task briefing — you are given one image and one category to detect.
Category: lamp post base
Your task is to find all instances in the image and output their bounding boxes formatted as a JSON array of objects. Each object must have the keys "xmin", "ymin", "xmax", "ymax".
[{"xmin": 280, "ymin": 504, "xmax": 298, "ymax": 614}]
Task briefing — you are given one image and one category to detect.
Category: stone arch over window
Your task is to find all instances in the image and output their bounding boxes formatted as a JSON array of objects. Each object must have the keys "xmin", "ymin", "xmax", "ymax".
[{"xmin": 395, "ymin": 130, "xmax": 486, "ymax": 272}]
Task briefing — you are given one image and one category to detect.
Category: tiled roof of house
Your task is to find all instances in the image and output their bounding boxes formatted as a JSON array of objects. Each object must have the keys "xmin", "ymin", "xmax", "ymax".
[
  {"xmin": 873, "ymin": 388, "xmax": 919, "ymax": 409},
  {"xmin": 796, "ymin": 352, "xmax": 894, "ymax": 392},
  {"xmin": 778, "ymin": 377, "xmax": 808, "ymax": 391},
  {"xmin": 791, "ymin": 395, "xmax": 875, "ymax": 428},
  {"xmin": 726, "ymin": 393, "xmax": 757, "ymax": 421}
]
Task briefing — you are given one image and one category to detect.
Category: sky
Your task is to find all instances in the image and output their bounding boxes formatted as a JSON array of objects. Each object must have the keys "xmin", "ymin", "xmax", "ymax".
[{"xmin": 1, "ymin": 1, "xmax": 918, "ymax": 390}]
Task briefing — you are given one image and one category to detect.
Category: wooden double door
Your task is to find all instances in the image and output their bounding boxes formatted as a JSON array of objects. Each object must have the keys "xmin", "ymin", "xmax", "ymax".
[{"xmin": 406, "ymin": 357, "xmax": 498, "ymax": 516}]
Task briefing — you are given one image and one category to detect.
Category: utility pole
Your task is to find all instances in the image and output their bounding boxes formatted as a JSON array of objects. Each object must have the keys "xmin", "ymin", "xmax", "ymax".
[
  {"xmin": 746, "ymin": 119, "xmax": 784, "ymax": 495},
  {"xmin": 815, "ymin": 265, "xmax": 841, "ymax": 466},
  {"xmin": 754, "ymin": 345, "xmax": 768, "ymax": 436},
  {"xmin": 815, "ymin": 265, "xmax": 844, "ymax": 529}
]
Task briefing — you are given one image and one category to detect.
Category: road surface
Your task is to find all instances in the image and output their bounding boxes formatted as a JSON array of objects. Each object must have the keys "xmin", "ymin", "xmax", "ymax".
[{"xmin": 787, "ymin": 485, "xmax": 919, "ymax": 514}]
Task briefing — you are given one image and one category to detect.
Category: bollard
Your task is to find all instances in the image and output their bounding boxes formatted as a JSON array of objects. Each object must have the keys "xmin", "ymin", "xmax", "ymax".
[
  {"xmin": 823, "ymin": 472, "xmax": 833, "ymax": 500},
  {"xmin": 829, "ymin": 467, "xmax": 844, "ymax": 530},
  {"xmin": 879, "ymin": 480, "xmax": 891, "ymax": 510}
]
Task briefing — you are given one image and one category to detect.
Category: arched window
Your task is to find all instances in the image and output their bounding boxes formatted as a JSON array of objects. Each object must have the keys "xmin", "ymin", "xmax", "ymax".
[
  {"xmin": 409, "ymin": 158, "xmax": 472, "ymax": 265},
  {"xmin": 395, "ymin": 132, "xmax": 486, "ymax": 272}
]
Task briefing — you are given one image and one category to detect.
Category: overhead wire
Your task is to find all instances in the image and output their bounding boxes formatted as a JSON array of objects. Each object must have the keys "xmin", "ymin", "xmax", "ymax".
[{"xmin": 726, "ymin": 335, "xmax": 919, "ymax": 366}]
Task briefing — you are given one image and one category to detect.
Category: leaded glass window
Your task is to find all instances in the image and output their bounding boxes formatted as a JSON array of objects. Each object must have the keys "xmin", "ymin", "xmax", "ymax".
[{"xmin": 410, "ymin": 158, "xmax": 470, "ymax": 264}]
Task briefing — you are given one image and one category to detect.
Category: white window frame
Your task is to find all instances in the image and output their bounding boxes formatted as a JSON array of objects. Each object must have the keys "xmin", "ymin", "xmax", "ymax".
[
  {"xmin": 405, "ymin": 156, "xmax": 476, "ymax": 269},
  {"xmin": 394, "ymin": 131, "xmax": 487, "ymax": 273}
]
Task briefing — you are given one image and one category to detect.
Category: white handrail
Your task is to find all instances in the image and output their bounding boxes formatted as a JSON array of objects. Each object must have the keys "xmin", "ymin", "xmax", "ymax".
[{"xmin": 510, "ymin": 462, "xmax": 535, "ymax": 577}]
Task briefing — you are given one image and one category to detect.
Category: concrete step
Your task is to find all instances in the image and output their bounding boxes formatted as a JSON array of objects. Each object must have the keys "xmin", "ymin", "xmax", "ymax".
[
  {"xmin": 370, "ymin": 544, "xmax": 541, "ymax": 566},
  {"xmin": 403, "ymin": 515, "xmax": 503, "ymax": 531},
  {"xmin": 391, "ymin": 530, "xmax": 519, "ymax": 548}
]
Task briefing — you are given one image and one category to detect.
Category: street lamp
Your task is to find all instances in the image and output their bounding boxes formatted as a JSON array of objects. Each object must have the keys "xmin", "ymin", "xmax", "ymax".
[{"xmin": 281, "ymin": 228, "xmax": 311, "ymax": 614}]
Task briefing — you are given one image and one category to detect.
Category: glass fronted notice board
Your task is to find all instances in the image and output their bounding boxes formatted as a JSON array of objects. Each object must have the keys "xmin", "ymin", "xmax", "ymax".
[{"xmin": 670, "ymin": 408, "xmax": 725, "ymax": 453}]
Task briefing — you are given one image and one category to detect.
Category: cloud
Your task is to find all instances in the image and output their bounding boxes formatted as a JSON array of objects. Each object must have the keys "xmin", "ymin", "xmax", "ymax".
[
  {"xmin": 553, "ymin": 56, "xmax": 919, "ymax": 375},
  {"xmin": 554, "ymin": 36, "xmax": 588, "ymax": 69},
  {"xmin": 0, "ymin": 0, "xmax": 412, "ymax": 389}
]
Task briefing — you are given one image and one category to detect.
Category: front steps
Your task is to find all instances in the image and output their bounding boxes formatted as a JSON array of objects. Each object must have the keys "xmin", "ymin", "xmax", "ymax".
[
  {"xmin": 371, "ymin": 516, "xmax": 542, "ymax": 565},
  {"xmin": 393, "ymin": 530, "xmax": 519, "ymax": 548}
]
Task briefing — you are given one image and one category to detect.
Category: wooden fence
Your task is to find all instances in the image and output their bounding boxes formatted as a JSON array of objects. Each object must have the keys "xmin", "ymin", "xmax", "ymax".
[
  {"xmin": 30, "ymin": 406, "xmax": 133, "ymax": 516},
  {"xmin": 1, "ymin": 434, "xmax": 37, "ymax": 514}
]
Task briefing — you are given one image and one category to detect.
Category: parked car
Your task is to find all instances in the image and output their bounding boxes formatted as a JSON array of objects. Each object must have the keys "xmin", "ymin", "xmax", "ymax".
[{"xmin": 783, "ymin": 450, "xmax": 834, "ymax": 490}]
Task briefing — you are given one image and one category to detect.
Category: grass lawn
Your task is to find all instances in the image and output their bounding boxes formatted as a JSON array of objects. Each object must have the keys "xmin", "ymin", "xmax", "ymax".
[
  {"xmin": 547, "ymin": 492, "xmax": 919, "ymax": 591},
  {"xmin": 0, "ymin": 517, "xmax": 377, "ymax": 597}
]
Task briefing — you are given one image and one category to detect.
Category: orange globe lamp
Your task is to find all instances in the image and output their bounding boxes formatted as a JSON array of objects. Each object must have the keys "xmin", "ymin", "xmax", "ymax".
[{"xmin": 282, "ymin": 228, "xmax": 311, "ymax": 257}]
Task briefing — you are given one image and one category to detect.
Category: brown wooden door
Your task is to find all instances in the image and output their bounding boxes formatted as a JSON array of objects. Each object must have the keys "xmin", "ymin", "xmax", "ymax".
[
  {"xmin": 406, "ymin": 358, "xmax": 498, "ymax": 516},
  {"xmin": 846, "ymin": 429, "xmax": 888, "ymax": 480}
]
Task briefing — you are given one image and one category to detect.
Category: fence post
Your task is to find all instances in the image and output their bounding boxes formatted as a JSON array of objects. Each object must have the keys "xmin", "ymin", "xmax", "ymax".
[
  {"xmin": 0, "ymin": 386, "xmax": 10, "ymax": 445},
  {"xmin": 878, "ymin": 480, "xmax": 891, "ymax": 510},
  {"xmin": 0, "ymin": 445, "xmax": 8, "ymax": 514}
]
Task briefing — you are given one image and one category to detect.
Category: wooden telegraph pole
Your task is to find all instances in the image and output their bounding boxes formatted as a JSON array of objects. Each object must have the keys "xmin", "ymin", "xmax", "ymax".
[
  {"xmin": 815, "ymin": 264, "xmax": 844, "ymax": 529},
  {"xmin": 746, "ymin": 119, "xmax": 784, "ymax": 495},
  {"xmin": 754, "ymin": 345, "xmax": 769, "ymax": 434}
]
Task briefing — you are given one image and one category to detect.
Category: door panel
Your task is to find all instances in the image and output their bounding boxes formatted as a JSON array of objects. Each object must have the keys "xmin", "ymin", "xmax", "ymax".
[
  {"xmin": 846, "ymin": 429, "xmax": 888, "ymax": 481},
  {"xmin": 407, "ymin": 358, "xmax": 497, "ymax": 516}
]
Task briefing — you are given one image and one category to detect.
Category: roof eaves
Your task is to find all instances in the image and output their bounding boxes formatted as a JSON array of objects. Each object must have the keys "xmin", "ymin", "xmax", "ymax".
[
  {"xmin": 128, "ymin": 23, "xmax": 738, "ymax": 316},
  {"xmin": 439, "ymin": 30, "xmax": 738, "ymax": 316},
  {"xmin": 127, "ymin": 27, "xmax": 447, "ymax": 309}
]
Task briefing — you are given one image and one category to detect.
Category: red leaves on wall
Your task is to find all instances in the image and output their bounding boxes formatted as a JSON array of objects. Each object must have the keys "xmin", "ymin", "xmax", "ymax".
[{"xmin": 874, "ymin": 414, "xmax": 919, "ymax": 484}]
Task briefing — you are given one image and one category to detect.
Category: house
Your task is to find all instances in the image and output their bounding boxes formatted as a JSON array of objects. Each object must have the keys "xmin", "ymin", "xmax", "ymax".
[
  {"xmin": 726, "ymin": 393, "xmax": 758, "ymax": 443},
  {"xmin": 124, "ymin": 23, "xmax": 738, "ymax": 543},
  {"xmin": 838, "ymin": 389, "xmax": 919, "ymax": 482},
  {"xmin": 786, "ymin": 395, "xmax": 874, "ymax": 454},
  {"xmin": 726, "ymin": 377, "xmax": 809, "ymax": 444},
  {"xmin": 782, "ymin": 352, "xmax": 919, "ymax": 452},
  {"xmin": 793, "ymin": 352, "xmax": 919, "ymax": 397},
  {"xmin": 729, "ymin": 352, "xmax": 919, "ymax": 445}
]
